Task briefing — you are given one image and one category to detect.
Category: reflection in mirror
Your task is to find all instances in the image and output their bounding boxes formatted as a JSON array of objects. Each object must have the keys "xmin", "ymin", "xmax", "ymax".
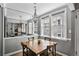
[{"xmin": 4, "ymin": 17, "xmax": 28, "ymax": 37}]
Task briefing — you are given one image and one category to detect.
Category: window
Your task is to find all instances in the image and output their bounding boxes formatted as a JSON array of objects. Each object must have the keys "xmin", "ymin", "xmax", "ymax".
[
  {"xmin": 34, "ymin": 20, "xmax": 38, "ymax": 34},
  {"xmin": 40, "ymin": 7, "xmax": 71, "ymax": 40},
  {"xmin": 41, "ymin": 16, "xmax": 50, "ymax": 36},
  {"xmin": 28, "ymin": 22, "xmax": 33, "ymax": 34},
  {"xmin": 22, "ymin": 24, "xmax": 25, "ymax": 33},
  {"xmin": 51, "ymin": 11, "xmax": 66, "ymax": 38}
]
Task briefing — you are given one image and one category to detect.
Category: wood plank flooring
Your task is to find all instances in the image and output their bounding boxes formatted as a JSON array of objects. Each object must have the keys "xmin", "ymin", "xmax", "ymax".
[{"xmin": 12, "ymin": 51, "xmax": 62, "ymax": 56}]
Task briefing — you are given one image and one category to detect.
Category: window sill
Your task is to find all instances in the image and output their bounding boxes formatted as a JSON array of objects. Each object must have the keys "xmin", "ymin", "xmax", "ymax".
[{"xmin": 40, "ymin": 35, "xmax": 71, "ymax": 41}]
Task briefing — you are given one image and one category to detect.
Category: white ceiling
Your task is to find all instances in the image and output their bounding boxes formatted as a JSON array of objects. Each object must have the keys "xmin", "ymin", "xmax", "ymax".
[{"xmin": 5, "ymin": 3, "xmax": 74, "ymax": 20}]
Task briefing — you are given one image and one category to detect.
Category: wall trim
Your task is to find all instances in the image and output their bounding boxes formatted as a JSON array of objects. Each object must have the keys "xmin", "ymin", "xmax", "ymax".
[
  {"xmin": 4, "ymin": 49, "xmax": 22, "ymax": 56},
  {"xmin": 56, "ymin": 51, "xmax": 68, "ymax": 56},
  {"xmin": 4, "ymin": 49, "xmax": 68, "ymax": 56}
]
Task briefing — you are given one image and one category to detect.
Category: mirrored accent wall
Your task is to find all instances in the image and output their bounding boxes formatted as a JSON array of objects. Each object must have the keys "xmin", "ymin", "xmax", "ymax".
[
  {"xmin": 4, "ymin": 17, "xmax": 28, "ymax": 37},
  {"xmin": 34, "ymin": 20, "xmax": 38, "ymax": 34}
]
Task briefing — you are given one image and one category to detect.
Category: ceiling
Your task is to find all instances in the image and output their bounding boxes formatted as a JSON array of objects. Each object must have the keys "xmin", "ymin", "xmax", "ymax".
[{"xmin": 5, "ymin": 3, "xmax": 75, "ymax": 20}]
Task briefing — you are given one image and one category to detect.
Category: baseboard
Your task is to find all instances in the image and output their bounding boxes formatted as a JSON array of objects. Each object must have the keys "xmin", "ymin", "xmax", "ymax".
[
  {"xmin": 4, "ymin": 49, "xmax": 68, "ymax": 56},
  {"xmin": 56, "ymin": 51, "xmax": 68, "ymax": 56},
  {"xmin": 4, "ymin": 49, "xmax": 22, "ymax": 56}
]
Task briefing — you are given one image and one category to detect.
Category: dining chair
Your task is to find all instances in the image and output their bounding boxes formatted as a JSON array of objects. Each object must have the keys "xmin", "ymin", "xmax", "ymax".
[
  {"xmin": 28, "ymin": 37, "xmax": 34, "ymax": 41},
  {"xmin": 21, "ymin": 42, "xmax": 37, "ymax": 56},
  {"xmin": 47, "ymin": 45, "xmax": 56, "ymax": 56},
  {"xmin": 44, "ymin": 37, "xmax": 51, "ymax": 41},
  {"xmin": 21, "ymin": 42, "xmax": 29, "ymax": 56},
  {"xmin": 40, "ymin": 44, "xmax": 56, "ymax": 56},
  {"xmin": 44, "ymin": 37, "xmax": 47, "ymax": 40}
]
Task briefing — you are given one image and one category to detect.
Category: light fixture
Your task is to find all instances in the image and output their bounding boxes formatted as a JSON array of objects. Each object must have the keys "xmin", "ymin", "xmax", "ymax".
[
  {"xmin": 19, "ymin": 15, "xmax": 22, "ymax": 24},
  {"xmin": 34, "ymin": 3, "xmax": 37, "ymax": 18},
  {"xmin": 33, "ymin": 3, "xmax": 38, "ymax": 22}
]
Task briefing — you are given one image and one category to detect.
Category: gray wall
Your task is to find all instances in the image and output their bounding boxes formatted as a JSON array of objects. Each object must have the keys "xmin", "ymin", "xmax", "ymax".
[
  {"xmin": 5, "ymin": 37, "xmax": 28, "ymax": 54},
  {"xmin": 40, "ymin": 36, "xmax": 71, "ymax": 55},
  {"xmin": 5, "ymin": 37, "xmax": 71, "ymax": 55},
  {"xmin": 0, "ymin": 6, "xmax": 3, "ymax": 56},
  {"xmin": 52, "ymin": 39, "xmax": 71, "ymax": 55},
  {"xmin": 67, "ymin": 7, "xmax": 71, "ymax": 38},
  {"xmin": 71, "ymin": 9, "xmax": 79, "ymax": 56},
  {"xmin": 71, "ymin": 11, "xmax": 76, "ymax": 56}
]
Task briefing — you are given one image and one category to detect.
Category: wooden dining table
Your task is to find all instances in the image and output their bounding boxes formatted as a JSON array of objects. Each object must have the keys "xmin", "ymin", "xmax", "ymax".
[{"xmin": 21, "ymin": 39, "xmax": 57, "ymax": 56}]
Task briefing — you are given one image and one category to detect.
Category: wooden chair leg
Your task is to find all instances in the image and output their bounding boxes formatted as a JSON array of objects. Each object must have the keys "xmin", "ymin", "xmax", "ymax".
[
  {"xmin": 23, "ymin": 47, "xmax": 25, "ymax": 56},
  {"xmin": 54, "ymin": 44, "xmax": 56, "ymax": 56}
]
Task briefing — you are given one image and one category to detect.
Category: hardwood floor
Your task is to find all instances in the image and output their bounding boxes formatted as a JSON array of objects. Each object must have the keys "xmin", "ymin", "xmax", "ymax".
[
  {"xmin": 12, "ymin": 51, "xmax": 62, "ymax": 56},
  {"xmin": 15, "ymin": 52, "xmax": 23, "ymax": 56}
]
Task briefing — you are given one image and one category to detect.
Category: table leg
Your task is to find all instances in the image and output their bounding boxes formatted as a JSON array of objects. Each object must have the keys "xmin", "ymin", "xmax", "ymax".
[
  {"xmin": 22, "ymin": 46, "xmax": 25, "ymax": 56},
  {"xmin": 54, "ymin": 44, "xmax": 56, "ymax": 56}
]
